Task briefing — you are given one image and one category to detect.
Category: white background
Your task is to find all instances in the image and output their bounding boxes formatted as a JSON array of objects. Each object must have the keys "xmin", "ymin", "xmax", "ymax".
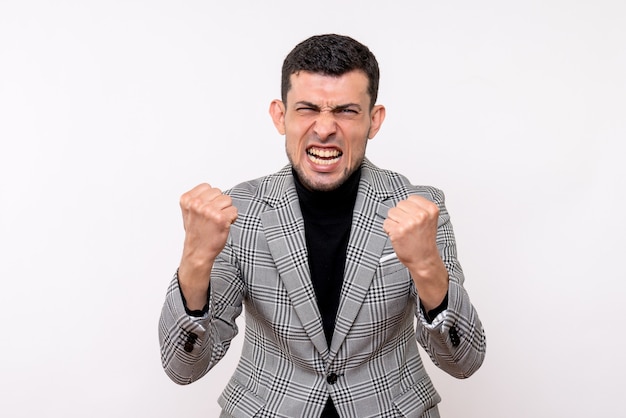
[{"xmin": 1, "ymin": 1, "xmax": 625, "ymax": 417}]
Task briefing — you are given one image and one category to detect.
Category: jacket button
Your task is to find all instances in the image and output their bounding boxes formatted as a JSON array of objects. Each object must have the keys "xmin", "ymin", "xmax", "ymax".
[
  {"xmin": 449, "ymin": 326, "xmax": 461, "ymax": 347},
  {"xmin": 183, "ymin": 332, "xmax": 198, "ymax": 352},
  {"xmin": 327, "ymin": 373, "xmax": 338, "ymax": 385}
]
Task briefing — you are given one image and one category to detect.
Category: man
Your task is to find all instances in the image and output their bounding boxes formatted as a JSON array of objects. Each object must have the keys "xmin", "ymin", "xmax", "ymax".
[{"xmin": 159, "ymin": 34, "xmax": 486, "ymax": 417}]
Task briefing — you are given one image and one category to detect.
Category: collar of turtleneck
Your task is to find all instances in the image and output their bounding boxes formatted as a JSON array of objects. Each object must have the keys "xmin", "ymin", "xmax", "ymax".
[{"xmin": 292, "ymin": 167, "xmax": 362, "ymax": 214}]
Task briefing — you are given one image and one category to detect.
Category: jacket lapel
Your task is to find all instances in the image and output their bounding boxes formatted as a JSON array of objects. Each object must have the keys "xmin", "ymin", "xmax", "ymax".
[
  {"xmin": 329, "ymin": 161, "xmax": 395, "ymax": 360},
  {"xmin": 259, "ymin": 169, "xmax": 330, "ymax": 360}
]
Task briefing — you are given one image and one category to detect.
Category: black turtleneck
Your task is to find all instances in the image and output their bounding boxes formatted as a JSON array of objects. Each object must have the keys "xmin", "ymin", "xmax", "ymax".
[{"xmin": 294, "ymin": 168, "xmax": 361, "ymax": 347}]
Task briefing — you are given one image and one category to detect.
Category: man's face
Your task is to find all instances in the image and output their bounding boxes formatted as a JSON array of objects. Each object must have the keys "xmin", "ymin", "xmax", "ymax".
[{"xmin": 270, "ymin": 70, "xmax": 385, "ymax": 192}]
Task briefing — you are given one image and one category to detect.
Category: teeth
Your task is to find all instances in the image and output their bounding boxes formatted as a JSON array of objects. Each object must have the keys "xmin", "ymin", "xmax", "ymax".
[
  {"xmin": 307, "ymin": 147, "xmax": 342, "ymax": 165},
  {"xmin": 308, "ymin": 148, "xmax": 340, "ymax": 158}
]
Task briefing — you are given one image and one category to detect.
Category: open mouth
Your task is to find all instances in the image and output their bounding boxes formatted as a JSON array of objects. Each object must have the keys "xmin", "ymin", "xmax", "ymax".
[{"xmin": 306, "ymin": 147, "xmax": 342, "ymax": 165}]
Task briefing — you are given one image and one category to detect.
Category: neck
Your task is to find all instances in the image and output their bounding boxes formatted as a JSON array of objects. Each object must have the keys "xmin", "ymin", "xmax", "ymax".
[{"xmin": 293, "ymin": 168, "xmax": 361, "ymax": 210}]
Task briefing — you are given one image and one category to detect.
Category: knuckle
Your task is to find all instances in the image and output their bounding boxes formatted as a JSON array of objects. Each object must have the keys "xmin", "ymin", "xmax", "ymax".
[
  {"xmin": 180, "ymin": 191, "xmax": 193, "ymax": 206},
  {"xmin": 189, "ymin": 197, "xmax": 207, "ymax": 211},
  {"xmin": 217, "ymin": 194, "xmax": 232, "ymax": 206},
  {"xmin": 198, "ymin": 202, "xmax": 217, "ymax": 217}
]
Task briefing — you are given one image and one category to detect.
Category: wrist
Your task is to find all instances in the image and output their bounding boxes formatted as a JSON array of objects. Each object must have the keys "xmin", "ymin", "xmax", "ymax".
[
  {"xmin": 408, "ymin": 258, "xmax": 449, "ymax": 311},
  {"xmin": 177, "ymin": 262, "xmax": 212, "ymax": 311}
]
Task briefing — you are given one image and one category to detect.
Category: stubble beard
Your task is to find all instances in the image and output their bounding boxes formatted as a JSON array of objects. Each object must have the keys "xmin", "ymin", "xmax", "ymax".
[{"xmin": 289, "ymin": 153, "xmax": 363, "ymax": 192}]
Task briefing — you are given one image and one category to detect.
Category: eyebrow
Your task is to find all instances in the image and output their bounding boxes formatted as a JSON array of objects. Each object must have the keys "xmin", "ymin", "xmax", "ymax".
[{"xmin": 294, "ymin": 101, "xmax": 362, "ymax": 112}]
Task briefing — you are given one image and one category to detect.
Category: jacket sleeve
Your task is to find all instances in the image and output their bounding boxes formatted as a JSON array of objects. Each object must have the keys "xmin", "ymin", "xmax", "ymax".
[
  {"xmin": 414, "ymin": 188, "xmax": 486, "ymax": 379},
  {"xmin": 158, "ymin": 246, "xmax": 244, "ymax": 385}
]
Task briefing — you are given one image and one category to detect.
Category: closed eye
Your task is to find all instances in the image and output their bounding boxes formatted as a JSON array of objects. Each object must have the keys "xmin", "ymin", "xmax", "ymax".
[
  {"xmin": 294, "ymin": 101, "xmax": 320, "ymax": 113},
  {"xmin": 333, "ymin": 104, "xmax": 362, "ymax": 116}
]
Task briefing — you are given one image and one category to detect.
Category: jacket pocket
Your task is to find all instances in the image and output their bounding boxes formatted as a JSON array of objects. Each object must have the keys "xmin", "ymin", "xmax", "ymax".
[
  {"xmin": 392, "ymin": 376, "xmax": 442, "ymax": 418},
  {"xmin": 218, "ymin": 378, "xmax": 266, "ymax": 417},
  {"xmin": 365, "ymin": 258, "xmax": 413, "ymax": 320}
]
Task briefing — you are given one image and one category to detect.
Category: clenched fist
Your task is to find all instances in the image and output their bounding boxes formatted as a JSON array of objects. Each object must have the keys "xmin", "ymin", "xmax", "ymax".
[
  {"xmin": 383, "ymin": 195, "xmax": 448, "ymax": 310},
  {"xmin": 178, "ymin": 183, "xmax": 238, "ymax": 310}
]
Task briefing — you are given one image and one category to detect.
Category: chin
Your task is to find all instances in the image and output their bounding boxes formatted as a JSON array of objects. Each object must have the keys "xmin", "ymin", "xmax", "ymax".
[
  {"xmin": 309, "ymin": 173, "xmax": 350, "ymax": 192},
  {"xmin": 310, "ymin": 182, "xmax": 341, "ymax": 192},
  {"xmin": 292, "ymin": 157, "xmax": 356, "ymax": 192},
  {"xmin": 297, "ymin": 172, "xmax": 341, "ymax": 192}
]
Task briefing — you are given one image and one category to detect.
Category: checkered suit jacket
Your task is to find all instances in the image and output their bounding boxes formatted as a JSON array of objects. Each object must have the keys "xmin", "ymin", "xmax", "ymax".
[{"xmin": 159, "ymin": 159, "xmax": 486, "ymax": 417}]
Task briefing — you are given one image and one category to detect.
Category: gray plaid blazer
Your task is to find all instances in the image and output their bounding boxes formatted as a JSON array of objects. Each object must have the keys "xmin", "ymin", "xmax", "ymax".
[{"xmin": 159, "ymin": 159, "xmax": 486, "ymax": 417}]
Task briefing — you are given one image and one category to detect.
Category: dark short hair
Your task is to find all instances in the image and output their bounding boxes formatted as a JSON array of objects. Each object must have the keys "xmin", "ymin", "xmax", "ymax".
[{"xmin": 281, "ymin": 34, "xmax": 380, "ymax": 108}]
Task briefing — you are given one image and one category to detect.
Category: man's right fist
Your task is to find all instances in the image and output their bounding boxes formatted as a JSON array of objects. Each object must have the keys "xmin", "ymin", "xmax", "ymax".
[
  {"xmin": 180, "ymin": 183, "xmax": 238, "ymax": 266},
  {"xmin": 177, "ymin": 184, "xmax": 238, "ymax": 308}
]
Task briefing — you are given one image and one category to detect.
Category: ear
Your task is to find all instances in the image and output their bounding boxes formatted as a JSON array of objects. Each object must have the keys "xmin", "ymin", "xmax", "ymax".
[
  {"xmin": 367, "ymin": 104, "xmax": 386, "ymax": 139},
  {"xmin": 269, "ymin": 99, "xmax": 286, "ymax": 135}
]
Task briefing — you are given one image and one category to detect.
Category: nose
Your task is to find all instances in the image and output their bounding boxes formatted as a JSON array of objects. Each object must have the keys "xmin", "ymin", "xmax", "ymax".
[{"xmin": 313, "ymin": 110, "xmax": 337, "ymax": 141}]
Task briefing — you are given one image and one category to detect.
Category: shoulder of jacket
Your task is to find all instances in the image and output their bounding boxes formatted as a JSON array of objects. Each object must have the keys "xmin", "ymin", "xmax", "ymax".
[
  {"xmin": 362, "ymin": 159, "xmax": 445, "ymax": 203},
  {"xmin": 225, "ymin": 165, "xmax": 292, "ymax": 206}
]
